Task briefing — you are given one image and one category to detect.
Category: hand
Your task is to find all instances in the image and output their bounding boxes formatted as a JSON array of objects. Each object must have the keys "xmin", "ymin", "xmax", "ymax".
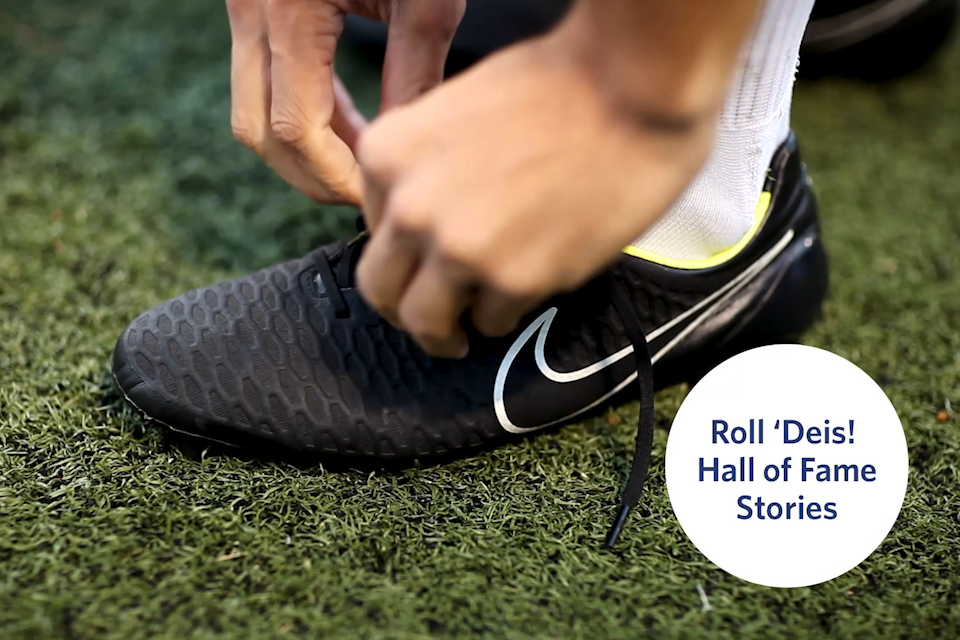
[
  {"xmin": 226, "ymin": 0, "xmax": 465, "ymax": 204},
  {"xmin": 356, "ymin": 36, "xmax": 719, "ymax": 358}
]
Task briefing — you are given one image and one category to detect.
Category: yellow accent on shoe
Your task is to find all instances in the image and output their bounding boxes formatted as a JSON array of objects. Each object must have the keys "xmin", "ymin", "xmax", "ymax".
[{"xmin": 621, "ymin": 191, "xmax": 773, "ymax": 270}]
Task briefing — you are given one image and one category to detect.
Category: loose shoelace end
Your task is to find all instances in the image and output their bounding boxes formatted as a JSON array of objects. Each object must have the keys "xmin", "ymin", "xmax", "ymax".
[{"xmin": 604, "ymin": 503, "xmax": 632, "ymax": 549}]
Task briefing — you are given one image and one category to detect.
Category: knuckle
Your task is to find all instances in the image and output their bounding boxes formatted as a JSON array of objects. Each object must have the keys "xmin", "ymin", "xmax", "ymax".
[
  {"xmin": 434, "ymin": 228, "xmax": 485, "ymax": 269},
  {"xmin": 322, "ymin": 170, "xmax": 359, "ymax": 201},
  {"xmin": 386, "ymin": 191, "xmax": 430, "ymax": 236},
  {"xmin": 269, "ymin": 112, "xmax": 308, "ymax": 150},
  {"xmin": 230, "ymin": 114, "xmax": 263, "ymax": 153},
  {"xmin": 490, "ymin": 269, "xmax": 543, "ymax": 300}
]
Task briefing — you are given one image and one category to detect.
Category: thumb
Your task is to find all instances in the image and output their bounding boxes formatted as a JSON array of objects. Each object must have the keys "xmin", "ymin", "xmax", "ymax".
[{"xmin": 380, "ymin": 0, "xmax": 465, "ymax": 112}]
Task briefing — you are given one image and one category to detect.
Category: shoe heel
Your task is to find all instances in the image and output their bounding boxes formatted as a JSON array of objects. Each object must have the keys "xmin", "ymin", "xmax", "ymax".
[{"xmin": 678, "ymin": 226, "xmax": 830, "ymax": 389}]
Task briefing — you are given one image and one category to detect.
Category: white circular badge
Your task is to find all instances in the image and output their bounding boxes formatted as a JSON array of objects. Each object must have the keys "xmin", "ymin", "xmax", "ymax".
[{"xmin": 665, "ymin": 344, "xmax": 908, "ymax": 588}]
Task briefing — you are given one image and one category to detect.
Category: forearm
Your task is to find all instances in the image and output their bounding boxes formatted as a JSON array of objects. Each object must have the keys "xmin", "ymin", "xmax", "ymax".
[{"xmin": 555, "ymin": 0, "xmax": 765, "ymax": 128}]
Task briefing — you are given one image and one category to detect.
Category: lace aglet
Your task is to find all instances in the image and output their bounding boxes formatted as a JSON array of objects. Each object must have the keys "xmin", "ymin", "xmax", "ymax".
[{"xmin": 604, "ymin": 503, "xmax": 632, "ymax": 549}]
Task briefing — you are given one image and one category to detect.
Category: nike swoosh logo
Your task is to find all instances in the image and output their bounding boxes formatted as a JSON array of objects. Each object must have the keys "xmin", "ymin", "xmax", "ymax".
[{"xmin": 494, "ymin": 230, "xmax": 795, "ymax": 433}]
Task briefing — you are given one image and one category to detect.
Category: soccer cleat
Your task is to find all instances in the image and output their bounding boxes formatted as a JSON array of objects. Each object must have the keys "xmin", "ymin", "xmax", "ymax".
[
  {"xmin": 113, "ymin": 133, "xmax": 827, "ymax": 544},
  {"xmin": 800, "ymin": 0, "xmax": 958, "ymax": 81},
  {"xmin": 344, "ymin": 0, "xmax": 958, "ymax": 82}
]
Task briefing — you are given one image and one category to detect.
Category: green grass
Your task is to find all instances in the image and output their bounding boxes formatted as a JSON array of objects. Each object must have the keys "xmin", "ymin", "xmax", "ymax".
[{"xmin": 2, "ymin": 2, "xmax": 960, "ymax": 638}]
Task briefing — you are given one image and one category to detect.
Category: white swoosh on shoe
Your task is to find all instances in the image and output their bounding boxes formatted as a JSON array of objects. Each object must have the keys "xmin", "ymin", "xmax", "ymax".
[{"xmin": 494, "ymin": 230, "xmax": 795, "ymax": 433}]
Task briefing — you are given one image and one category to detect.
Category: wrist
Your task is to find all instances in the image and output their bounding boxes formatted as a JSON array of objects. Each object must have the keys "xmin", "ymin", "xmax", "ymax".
[{"xmin": 548, "ymin": 0, "xmax": 761, "ymax": 131}]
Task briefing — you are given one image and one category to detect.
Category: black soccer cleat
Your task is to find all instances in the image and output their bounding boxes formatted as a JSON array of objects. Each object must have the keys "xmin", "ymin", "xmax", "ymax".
[
  {"xmin": 344, "ymin": 0, "xmax": 958, "ymax": 82},
  {"xmin": 800, "ymin": 0, "xmax": 958, "ymax": 81},
  {"xmin": 113, "ymin": 134, "xmax": 828, "ymax": 543}
]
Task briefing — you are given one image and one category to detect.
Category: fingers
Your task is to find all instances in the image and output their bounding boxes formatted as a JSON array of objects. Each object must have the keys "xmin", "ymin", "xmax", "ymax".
[
  {"xmin": 396, "ymin": 254, "xmax": 472, "ymax": 358},
  {"xmin": 358, "ymin": 113, "xmax": 405, "ymax": 231},
  {"xmin": 227, "ymin": 0, "xmax": 271, "ymax": 155},
  {"xmin": 381, "ymin": 0, "xmax": 466, "ymax": 111},
  {"xmin": 359, "ymin": 142, "xmax": 388, "ymax": 232},
  {"xmin": 265, "ymin": 0, "xmax": 363, "ymax": 203},
  {"xmin": 360, "ymin": 232, "xmax": 536, "ymax": 357},
  {"xmin": 358, "ymin": 171, "xmax": 473, "ymax": 357},
  {"xmin": 360, "ymin": 176, "xmax": 387, "ymax": 233},
  {"xmin": 229, "ymin": 0, "xmax": 460, "ymax": 205},
  {"xmin": 358, "ymin": 184, "xmax": 534, "ymax": 356},
  {"xmin": 355, "ymin": 222, "xmax": 420, "ymax": 328},
  {"xmin": 228, "ymin": 0, "xmax": 366, "ymax": 204},
  {"xmin": 331, "ymin": 75, "xmax": 367, "ymax": 152},
  {"xmin": 228, "ymin": 0, "xmax": 324, "ymax": 200},
  {"xmin": 470, "ymin": 288, "xmax": 541, "ymax": 339}
]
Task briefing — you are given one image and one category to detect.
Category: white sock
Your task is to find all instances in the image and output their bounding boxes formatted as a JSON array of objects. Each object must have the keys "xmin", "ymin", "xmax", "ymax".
[{"xmin": 630, "ymin": 0, "xmax": 816, "ymax": 262}]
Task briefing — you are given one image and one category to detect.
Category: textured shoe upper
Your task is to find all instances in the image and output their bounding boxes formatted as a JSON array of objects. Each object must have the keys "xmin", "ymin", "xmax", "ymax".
[
  {"xmin": 114, "ymin": 135, "xmax": 821, "ymax": 460},
  {"xmin": 113, "ymin": 240, "xmax": 705, "ymax": 457}
]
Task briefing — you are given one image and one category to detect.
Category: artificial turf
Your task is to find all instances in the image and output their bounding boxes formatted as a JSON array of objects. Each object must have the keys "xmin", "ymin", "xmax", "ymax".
[{"xmin": 2, "ymin": 2, "xmax": 960, "ymax": 638}]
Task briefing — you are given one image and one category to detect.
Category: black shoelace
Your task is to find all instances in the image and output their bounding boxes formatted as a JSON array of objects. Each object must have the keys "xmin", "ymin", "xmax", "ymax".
[
  {"xmin": 605, "ymin": 274, "xmax": 656, "ymax": 548},
  {"xmin": 313, "ymin": 224, "xmax": 368, "ymax": 319},
  {"xmin": 314, "ymin": 222, "xmax": 656, "ymax": 548}
]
